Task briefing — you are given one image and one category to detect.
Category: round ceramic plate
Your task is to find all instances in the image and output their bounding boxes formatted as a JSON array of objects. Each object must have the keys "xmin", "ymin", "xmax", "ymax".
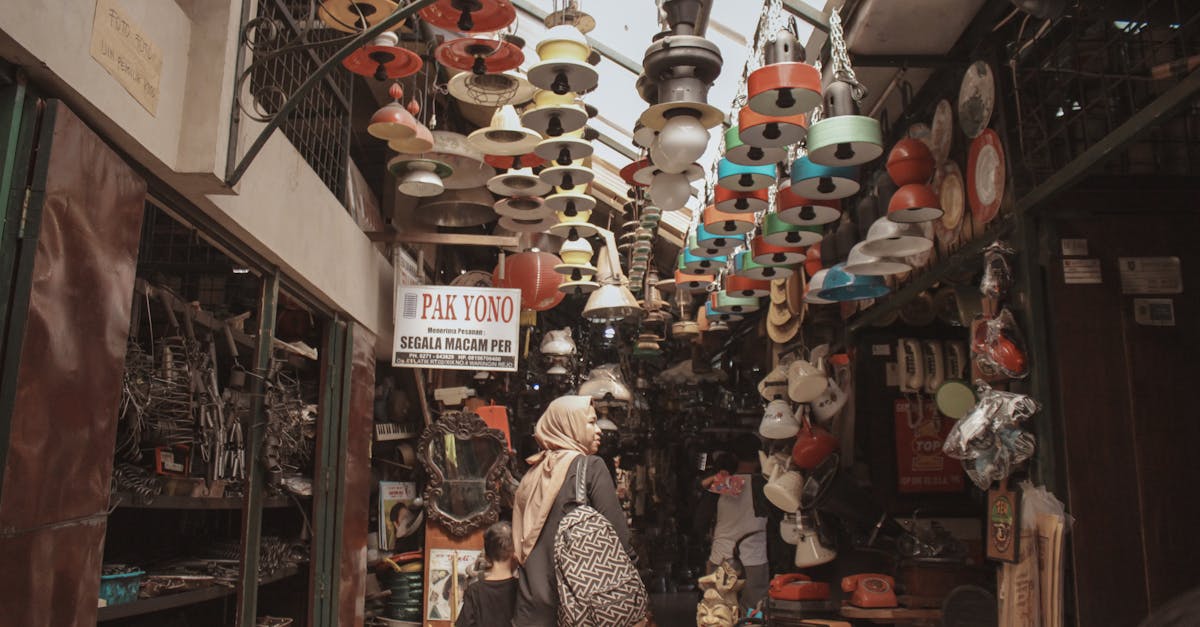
[
  {"xmin": 930, "ymin": 99, "xmax": 954, "ymax": 163},
  {"xmin": 967, "ymin": 129, "xmax": 1005, "ymax": 227},
  {"xmin": 934, "ymin": 161, "xmax": 965, "ymax": 255},
  {"xmin": 957, "ymin": 61, "xmax": 995, "ymax": 139},
  {"xmin": 908, "ymin": 122, "xmax": 933, "ymax": 153}
]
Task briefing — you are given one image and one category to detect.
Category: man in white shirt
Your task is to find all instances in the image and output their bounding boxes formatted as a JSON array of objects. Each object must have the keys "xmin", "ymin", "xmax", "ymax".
[{"xmin": 702, "ymin": 434, "xmax": 770, "ymax": 613}]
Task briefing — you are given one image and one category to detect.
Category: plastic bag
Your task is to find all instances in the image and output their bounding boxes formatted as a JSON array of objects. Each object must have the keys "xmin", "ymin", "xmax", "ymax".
[
  {"xmin": 943, "ymin": 382, "xmax": 1040, "ymax": 489},
  {"xmin": 973, "ymin": 308, "xmax": 1030, "ymax": 379},
  {"xmin": 539, "ymin": 327, "xmax": 576, "ymax": 356},
  {"xmin": 981, "ymin": 241, "xmax": 1015, "ymax": 300},
  {"xmin": 999, "ymin": 482, "xmax": 1073, "ymax": 627},
  {"xmin": 578, "ymin": 363, "xmax": 633, "ymax": 402}
]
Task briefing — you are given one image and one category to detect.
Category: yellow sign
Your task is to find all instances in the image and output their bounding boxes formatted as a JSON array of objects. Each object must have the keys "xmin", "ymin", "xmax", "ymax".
[{"xmin": 90, "ymin": 0, "xmax": 162, "ymax": 115}]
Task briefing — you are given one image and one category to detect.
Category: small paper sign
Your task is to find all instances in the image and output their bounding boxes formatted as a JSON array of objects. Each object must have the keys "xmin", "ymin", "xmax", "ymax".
[{"xmin": 987, "ymin": 481, "xmax": 1022, "ymax": 562}]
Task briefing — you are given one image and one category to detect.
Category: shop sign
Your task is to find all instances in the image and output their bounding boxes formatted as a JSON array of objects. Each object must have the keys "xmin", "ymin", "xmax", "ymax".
[
  {"xmin": 987, "ymin": 481, "xmax": 1021, "ymax": 562},
  {"xmin": 893, "ymin": 398, "xmax": 964, "ymax": 494},
  {"xmin": 392, "ymin": 285, "xmax": 520, "ymax": 371},
  {"xmin": 90, "ymin": 0, "xmax": 162, "ymax": 115},
  {"xmin": 1119, "ymin": 256, "xmax": 1182, "ymax": 294}
]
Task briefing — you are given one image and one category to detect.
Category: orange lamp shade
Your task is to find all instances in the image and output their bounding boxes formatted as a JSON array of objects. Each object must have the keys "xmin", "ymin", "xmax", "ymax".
[
  {"xmin": 493, "ymin": 251, "xmax": 564, "ymax": 311},
  {"xmin": 725, "ymin": 275, "xmax": 772, "ymax": 298},
  {"xmin": 702, "ymin": 204, "xmax": 756, "ymax": 235},
  {"xmin": 751, "ymin": 235, "xmax": 807, "ymax": 266},
  {"xmin": 738, "ymin": 105, "xmax": 809, "ymax": 148},
  {"xmin": 805, "ymin": 246, "xmax": 823, "ymax": 278},
  {"xmin": 887, "ymin": 183, "xmax": 943, "ymax": 223},
  {"xmin": 886, "ymin": 137, "xmax": 935, "ymax": 186},
  {"xmin": 420, "ymin": 0, "xmax": 517, "ymax": 33},
  {"xmin": 714, "ymin": 185, "xmax": 769, "ymax": 214}
]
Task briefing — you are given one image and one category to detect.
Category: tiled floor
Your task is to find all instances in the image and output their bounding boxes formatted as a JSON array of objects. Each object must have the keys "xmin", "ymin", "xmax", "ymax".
[{"xmin": 650, "ymin": 591, "xmax": 703, "ymax": 627}]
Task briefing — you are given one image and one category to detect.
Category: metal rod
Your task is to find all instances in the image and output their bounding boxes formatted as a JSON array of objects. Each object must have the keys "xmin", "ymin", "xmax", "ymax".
[
  {"xmin": 781, "ymin": 0, "xmax": 830, "ymax": 33},
  {"xmin": 226, "ymin": 0, "xmax": 438, "ymax": 188},
  {"xmin": 509, "ymin": 0, "xmax": 644, "ymax": 75},
  {"xmin": 367, "ymin": 231, "xmax": 521, "ymax": 247},
  {"xmin": 593, "ymin": 129, "xmax": 640, "ymax": 160}
]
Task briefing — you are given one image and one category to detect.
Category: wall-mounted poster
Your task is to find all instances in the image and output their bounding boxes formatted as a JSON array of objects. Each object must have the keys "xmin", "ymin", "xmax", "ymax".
[
  {"xmin": 378, "ymin": 481, "xmax": 423, "ymax": 551},
  {"xmin": 426, "ymin": 547, "xmax": 481, "ymax": 622}
]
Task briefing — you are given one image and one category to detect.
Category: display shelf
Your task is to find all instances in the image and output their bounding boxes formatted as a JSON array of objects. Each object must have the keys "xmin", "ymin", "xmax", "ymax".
[
  {"xmin": 96, "ymin": 565, "xmax": 300, "ymax": 622},
  {"xmin": 133, "ymin": 277, "xmax": 257, "ymax": 350},
  {"xmin": 108, "ymin": 492, "xmax": 295, "ymax": 510}
]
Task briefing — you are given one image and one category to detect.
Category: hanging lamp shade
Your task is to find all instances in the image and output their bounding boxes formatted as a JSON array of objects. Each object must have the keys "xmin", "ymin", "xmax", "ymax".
[
  {"xmin": 702, "ymin": 204, "xmax": 757, "ymax": 236},
  {"xmin": 650, "ymin": 113, "xmax": 713, "ymax": 173},
  {"xmin": 343, "ymin": 31, "xmax": 423, "ymax": 81},
  {"xmin": 389, "ymin": 157, "xmax": 452, "ymax": 198},
  {"xmin": 697, "ymin": 223, "xmax": 748, "ymax": 254},
  {"xmin": 494, "ymin": 196, "xmax": 553, "ymax": 219},
  {"xmin": 738, "ymin": 105, "xmax": 809, "ymax": 148},
  {"xmin": 804, "ymin": 269, "xmax": 834, "ymax": 304},
  {"xmin": 634, "ymin": 162, "xmax": 704, "ymax": 187},
  {"xmin": 806, "ymin": 81, "xmax": 884, "ymax": 167},
  {"xmin": 675, "ymin": 269, "xmax": 714, "ymax": 293},
  {"xmin": 435, "ymin": 36, "xmax": 525, "ymax": 76},
  {"xmin": 686, "ymin": 228, "xmax": 723, "ymax": 258},
  {"xmin": 447, "ymin": 70, "xmax": 537, "ymax": 108},
  {"xmin": 529, "ymin": 25, "xmax": 599, "ymax": 95},
  {"xmin": 746, "ymin": 29, "xmax": 822, "ymax": 117},
  {"xmin": 715, "ymin": 185, "xmax": 769, "ymax": 214},
  {"xmin": 804, "ymin": 245, "xmax": 823, "ymax": 278},
  {"xmin": 534, "ymin": 132, "xmax": 593, "ymax": 167},
  {"xmin": 712, "ymin": 291, "xmax": 761, "ymax": 314},
  {"xmin": 419, "ymin": 0, "xmax": 517, "ymax": 33},
  {"xmin": 583, "ymin": 242, "xmax": 643, "ymax": 322},
  {"xmin": 388, "ymin": 113, "xmax": 435, "ymax": 154},
  {"xmin": 554, "ymin": 239, "xmax": 597, "ymax": 280},
  {"xmin": 493, "ymin": 251, "xmax": 564, "ymax": 311},
  {"xmin": 319, "ymin": 0, "xmax": 396, "ymax": 32},
  {"xmin": 887, "ymin": 183, "xmax": 943, "ymax": 223},
  {"xmin": 368, "ymin": 84, "xmax": 420, "ymax": 141},
  {"xmin": 619, "ymin": 158, "xmax": 653, "ymax": 188},
  {"xmin": 816, "ymin": 263, "xmax": 890, "ymax": 302},
  {"xmin": 424, "ymin": 131, "xmax": 496, "ymax": 190},
  {"xmin": 559, "ymin": 277, "xmax": 600, "ymax": 295},
  {"xmin": 521, "ymin": 90, "xmax": 588, "ymax": 137},
  {"xmin": 724, "ymin": 125, "xmax": 787, "ymax": 167},
  {"xmin": 859, "ymin": 216, "xmax": 933, "ymax": 258},
  {"xmin": 680, "ymin": 249, "xmax": 727, "ymax": 274},
  {"xmin": 648, "ymin": 171, "xmax": 693, "ymax": 211},
  {"xmin": 487, "ymin": 166, "xmax": 552, "ymax": 197},
  {"xmin": 886, "ymin": 137, "xmax": 936, "ymax": 186},
  {"xmin": 640, "ymin": 206, "xmax": 663, "ymax": 226},
  {"xmin": 547, "ymin": 210, "xmax": 598, "ymax": 241},
  {"xmin": 726, "ymin": 274, "xmax": 772, "ymax": 298},
  {"xmin": 704, "ymin": 301, "xmax": 744, "ymax": 323},
  {"xmin": 468, "ymin": 105, "xmax": 542, "ymax": 156},
  {"xmin": 762, "ymin": 213, "xmax": 824, "ymax": 247},
  {"xmin": 717, "ymin": 158, "xmax": 776, "ymax": 192},
  {"xmin": 843, "ymin": 241, "xmax": 911, "ymax": 276},
  {"xmin": 544, "ymin": 184, "xmax": 596, "ymax": 214},
  {"xmin": 790, "ymin": 156, "xmax": 859, "ymax": 200},
  {"xmin": 775, "ymin": 183, "xmax": 842, "ymax": 226},
  {"xmin": 751, "ymin": 235, "xmax": 807, "ymax": 266},
  {"xmin": 734, "ymin": 250, "xmax": 794, "ymax": 281},
  {"xmin": 498, "ymin": 213, "xmax": 558, "ymax": 233},
  {"xmin": 538, "ymin": 160, "xmax": 593, "ymax": 189}
]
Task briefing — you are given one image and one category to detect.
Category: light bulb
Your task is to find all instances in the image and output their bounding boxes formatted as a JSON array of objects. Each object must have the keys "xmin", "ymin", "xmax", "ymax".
[
  {"xmin": 653, "ymin": 114, "xmax": 709, "ymax": 174},
  {"xmin": 649, "ymin": 172, "xmax": 690, "ymax": 210}
]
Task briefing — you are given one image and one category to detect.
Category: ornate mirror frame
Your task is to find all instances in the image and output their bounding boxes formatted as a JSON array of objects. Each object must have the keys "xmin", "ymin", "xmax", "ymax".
[{"xmin": 417, "ymin": 411, "xmax": 510, "ymax": 537}]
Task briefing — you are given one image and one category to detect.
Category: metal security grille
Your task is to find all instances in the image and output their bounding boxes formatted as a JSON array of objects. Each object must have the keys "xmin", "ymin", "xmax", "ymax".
[
  {"xmin": 1010, "ymin": 0, "xmax": 1200, "ymax": 182},
  {"xmin": 245, "ymin": 0, "xmax": 353, "ymax": 202}
]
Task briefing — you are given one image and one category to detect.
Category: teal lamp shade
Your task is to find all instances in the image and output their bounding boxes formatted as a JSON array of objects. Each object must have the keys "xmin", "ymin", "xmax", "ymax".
[
  {"xmin": 705, "ymin": 300, "xmax": 744, "ymax": 323},
  {"xmin": 697, "ymin": 222, "xmax": 748, "ymax": 254},
  {"xmin": 733, "ymin": 250, "xmax": 794, "ymax": 281},
  {"xmin": 806, "ymin": 82, "xmax": 884, "ymax": 167},
  {"xmin": 817, "ymin": 263, "xmax": 891, "ymax": 302},
  {"xmin": 724, "ymin": 125, "xmax": 787, "ymax": 167},
  {"xmin": 790, "ymin": 156, "xmax": 860, "ymax": 200},
  {"xmin": 713, "ymin": 291, "xmax": 761, "ymax": 314},
  {"xmin": 717, "ymin": 158, "xmax": 776, "ymax": 192},
  {"xmin": 804, "ymin": 269, "xmax": 834, "ymax": 304},
  {"xmin": 681, "ymin": 248, "xmax": 727, "ymax": 274}
]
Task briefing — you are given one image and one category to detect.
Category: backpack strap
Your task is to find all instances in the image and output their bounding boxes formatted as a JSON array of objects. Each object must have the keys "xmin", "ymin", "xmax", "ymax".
[{"xmin": 573, "ymin": 454, "xmax": 589, "ymax": 506}]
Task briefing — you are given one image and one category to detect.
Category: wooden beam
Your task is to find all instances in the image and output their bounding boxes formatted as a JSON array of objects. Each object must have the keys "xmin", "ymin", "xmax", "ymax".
[{"xmin": 366, "ymin": 231, "xmax": 520, "ymax": 248}]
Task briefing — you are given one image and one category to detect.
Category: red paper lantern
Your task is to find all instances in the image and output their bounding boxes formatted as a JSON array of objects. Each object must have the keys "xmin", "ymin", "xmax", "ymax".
[{"xmin": 493, "ymin": 252, "xmax": 565, "ymax": 311}]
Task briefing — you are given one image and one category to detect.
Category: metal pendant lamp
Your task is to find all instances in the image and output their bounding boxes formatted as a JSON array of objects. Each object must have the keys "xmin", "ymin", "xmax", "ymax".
[
  {"xmin": 640, "ymin": 206, "xmax": 663, "ymax": 227},
  {"xmin": 686, "ymin": 228, "xmax": 723, "ymax": 258},
  {"xmin": 548, "ymin": 208, "xmax": 598, "ymax": 240},
  {"xmin": 389, "ymin": 157, "xmax": 452, "ymax": 198},
  {"xmin": 521, "ymin": 90, "xmax": 588, "ymax": 137},
  {"xmin": 419, "ymin": 0, "xmax": 517, "ymax": 33},
  {"xmin": 499, "ymin": 213, "xmax": 558, "ymax": 233},
  {"xmin": 886, "ymin": 137, "xmax": 935, "ymax": 186},
  {"xmin": 804, "ymin": 269, "xmax": 834, "ymax": 304},
  {"xmin": 859, "ymin": 216, "xmax": 933, "ymax": 258},
  {"xmin": 715, "ymin": 185, "xmax": 769, "ymax": 214},
  {"xmin": 538, "ymin": 159, "xmax": 593, "ymax": 189},
  {"xmin": 817, "ymin": 263, "xmax": 890, "ymax": 302},
  {"xmin": 436, "ymin": 35, "xmax": 525, "ymax": 76},
  {"xmin": 583, "ymin": 233, "xmax": 644, "ymax": 323},
  {"xmin": 494, "ymin": 196, "xmax": 553, "ymax": 219},
  {"xmin": 702, "ymin": 204, "xmax": 757, "ymax": 236},
  {"xmin": 806, "ymin": 81, "xmax": 884, "ymax": 167},
  {"xmin": 529, "ymin": 25, "xmax": 599, "ymax": 95},
  {"xmin": 555, "ymin": 238, "xmax": 598, "ymax": 281},
  {"xmin": 487, "ymin": 166, "xmax": 552, "ymax": 197},
  {"xmin": 887, "ymin": 183, "xmax": 943, "ymax": 223},
  {"xmin": 726, "ymin": 274, "xmax": 772, "ymax": 298},
  {"xmin": 368, "ymin": 84, "xmax": 421, "ymax": 141},
  {"xmin": 751, "ymin": 234, "xmax": 807, "ymax": 266},
  {"xmin": 734, "ymin": 250, "xmax": 794, "ymax": 281},
  {"xmin": 712, "ymin": 291, "xmax": 761, "ymax": 314},
  {"xmin": 717, "ymin": 158, "xmax": 776, "ymax": 192},
  {"xmin": 724, "ymin": 124, "xmax": 788, "ymax": 167},
  {"xmin": 790, "ymin": 155, "xmax": 859, "ymax": 200},
  {"xmin": 775, "ymin": 182, "xmax": 842, "ymax": 226},
  {"xmin": 468, "ymin": 104, "xmax": 541, "ymax": 156},
  {"xmin": 388, "ymin": 117, "xmax": 435, "ymax": 154},
  {"xmin": 544, "ymin": 183, "xmax": 596, "ymax": 214},
  {"xmin": 675, "ymin": 269, "xmax": 715, "ymax": 293},
  {"xmin": 697, "ymin": 222, "xmax": 748, "ymax": 255},
  {"xmin": 843, "ymin": 241, "xmax": 911, "ymax": 276},
  {"xmin": 747, "ymin": 28, "xmax": 822, "ymax": 117},
  {"xmin": 739, "ymin": 105, "xmax": 809, "ymax": 148},
  {"xmin": 343, "ymin": 31, "xmax": 423, "ymax": 81},
  {"xmin": 704, "ymin": 301, "xmax": 744, "ymax": 323},
  {"xmin": 762, "ymin": 212, "xmax": 823, "ymax": 247},
  {"xmin": 680, "ymin": 248, "xmax": 727, "ymax": 274},
  {"xmin": 534, "ymin": 128, "xmax": 593, "ymax": 166}
]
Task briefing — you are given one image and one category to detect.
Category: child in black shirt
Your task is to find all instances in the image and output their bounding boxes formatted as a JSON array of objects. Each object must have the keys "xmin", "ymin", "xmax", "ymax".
[{"xmin": 456, "ymin": 521, "xmax": 518, "ymax": 627}]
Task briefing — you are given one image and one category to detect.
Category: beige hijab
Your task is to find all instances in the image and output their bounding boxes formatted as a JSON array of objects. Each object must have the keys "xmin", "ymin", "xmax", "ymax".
[{"xmin": 512, "ymin": 395, "xmax": 596, "ymax": 563}]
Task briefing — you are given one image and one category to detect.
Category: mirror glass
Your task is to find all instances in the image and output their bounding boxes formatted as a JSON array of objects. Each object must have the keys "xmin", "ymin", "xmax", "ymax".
[{"xmin": 432, "ymin": 433, "xmax": 502, "ymax": 521}]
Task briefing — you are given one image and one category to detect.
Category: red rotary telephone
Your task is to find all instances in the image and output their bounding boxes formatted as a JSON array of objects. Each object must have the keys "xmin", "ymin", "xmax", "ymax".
[
  {"xmin": 769, "ymin": 573, "xmax": 831, "ymax": 601},
  {"xmin": 840, "ymin": 573, "xmax": 897, "ymax": 608}
]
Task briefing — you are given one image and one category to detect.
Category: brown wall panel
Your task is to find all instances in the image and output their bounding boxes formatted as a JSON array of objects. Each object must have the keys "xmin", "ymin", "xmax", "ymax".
[
  {"xmin": 0, "ymin": 102, "xmax": 145, "ymax": 625},
  {"xmin": 339, "ymin": 323, "xmax": 376, "ymax": 627}
]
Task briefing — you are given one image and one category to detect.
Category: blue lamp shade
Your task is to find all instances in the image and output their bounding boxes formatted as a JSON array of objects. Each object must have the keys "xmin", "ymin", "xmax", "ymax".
[
  {"xmin": 790, "ymin": 157, "xmax": 860, "ymax": 200},
  {"xmin": 681, "ymin": 248, "xmax": 727, "ymax": 274},
  {"xmin": 817, "ymin": 263, "xmax": 891, "ymax": 302},
  {"xmin": 717, "ymin": 158, "xmax": 777, "ymax": 192},
  {"xmin": 686, "ymin": 229, "xmax": 724, "ymax": 258},
  {"xmin": 697, "ymin": 222, "xmax": 748, "ymax": 254}
]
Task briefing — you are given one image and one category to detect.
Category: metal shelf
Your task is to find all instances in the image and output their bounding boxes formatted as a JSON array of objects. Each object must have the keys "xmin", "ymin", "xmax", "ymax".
[
  {"xmin": 108, "ymin": 492, "xmax": 297, "ymax": 510},
  {"xmin": 96, "ymin": 565, "xmax": 301, "ymax": 622}
]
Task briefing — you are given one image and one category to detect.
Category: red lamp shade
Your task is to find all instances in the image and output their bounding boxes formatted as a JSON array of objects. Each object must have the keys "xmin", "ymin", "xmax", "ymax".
[
  {"xmin": 436, "ymin": 37, "xmax": 525, "ymax": 75},
  {"xmin": 493, "ymin": 252, "xmax": 565, "ymax": 311},
  {"xmin": 484, "ymin": 152, "xmax": 547, "ymax": 170},
  {"xmin": 420, "ymin": 0, "xmax": 516, "ymax": 33},
  {"xmin": 738, "ymin": 105, "xmax": 809, "ymax": 148},
  {"xmin": 714, "ymin": 185, "xmax": 769, "ymax": 214},
  {"xmin": 887, "ymin": 183, "xmax": 943, "ymax": 223},
  {"xmin": 726, "ymin": 274, "xmax": 772, "ymax": 297},
  {"xmin": 751, "ymin": 235, "xmax": 806, "ymax": 266},
  {"xmin": 804, "ymin": 246, "xmax": 822, "ymax": 278},
  {"xmin": 886, "ymin": 138, "xmax": 935, "ymax": 186}
]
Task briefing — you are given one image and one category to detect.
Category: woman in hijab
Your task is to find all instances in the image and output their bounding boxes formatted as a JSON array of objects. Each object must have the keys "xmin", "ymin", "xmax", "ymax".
[{"xmin": 511, "ymin": 395, "xmax": 635, "ymax": 626}]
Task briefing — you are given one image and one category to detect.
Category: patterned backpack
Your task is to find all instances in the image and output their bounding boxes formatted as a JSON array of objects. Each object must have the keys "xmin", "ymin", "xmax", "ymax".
[{"xmin": 553, "ymin": 456, "xmax": 648, "ymax": 627}]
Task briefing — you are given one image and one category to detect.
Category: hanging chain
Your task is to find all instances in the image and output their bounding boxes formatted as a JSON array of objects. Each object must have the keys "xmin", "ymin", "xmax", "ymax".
[
  {"xmin": 828, "ymin": 9, "xmax": 868, "ymax": 101},
  {"xmin": 765, "ymin": 0, "xmax": 786, "ymax": 42}
]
